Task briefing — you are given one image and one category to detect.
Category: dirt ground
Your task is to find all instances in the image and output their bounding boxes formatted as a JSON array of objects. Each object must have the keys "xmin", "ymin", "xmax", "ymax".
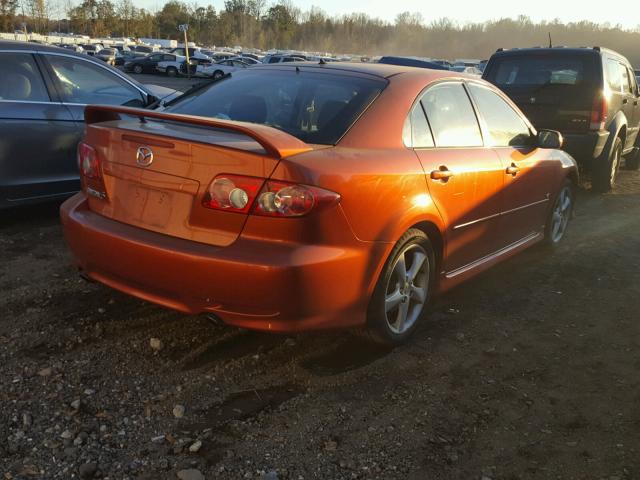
[{"xmin": 1, "ymin": 170, "xmax": 639, "ymax": 480}]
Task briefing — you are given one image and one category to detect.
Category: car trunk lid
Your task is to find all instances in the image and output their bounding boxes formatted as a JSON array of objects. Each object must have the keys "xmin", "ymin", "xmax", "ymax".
[{"xmin": 82, "ymin": 105, "xmax": 313, "ymax": 247}]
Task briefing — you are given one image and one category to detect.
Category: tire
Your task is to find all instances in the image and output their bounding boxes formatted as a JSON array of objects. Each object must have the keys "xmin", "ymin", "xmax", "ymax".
[
  {"xmin": 133, "ymin": 64, "xmax": 143, "ymax": 74},
  {"xmin": 592, "ymin": 136, "xmax": 622, "ymax": 192},
  {"xmin": 543, "ymin": 178, "xmax": 574, "ymax": 247},
  {"xmin": 213, "ymin": 70, "xmax": 224, "ymax": 79},
  {"xmin": 624, "ymin": 148, "xmax": 640, "ymax": 170},
  {"xmin": 166, "ymin": 67, "xmax": 177, "ymax": 77},
  {"xmin": 364, "ymin": 229, "xmax": 435, "ymax": 347}
]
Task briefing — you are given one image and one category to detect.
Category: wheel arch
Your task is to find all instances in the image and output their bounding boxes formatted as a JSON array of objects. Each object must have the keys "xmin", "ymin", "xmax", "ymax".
[{"xmin": 410, "ymin": 220, "xmax": 444, "ymax": 273}]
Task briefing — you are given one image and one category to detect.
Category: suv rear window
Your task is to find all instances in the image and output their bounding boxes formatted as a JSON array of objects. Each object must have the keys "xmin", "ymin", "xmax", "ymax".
[
  {"xmin": 486, "ymin": 54, "xmax": 597, "ymax": 86},
  {"xmin": 165, "ymin": 69, "xmax": 386, "ymax": 145}
]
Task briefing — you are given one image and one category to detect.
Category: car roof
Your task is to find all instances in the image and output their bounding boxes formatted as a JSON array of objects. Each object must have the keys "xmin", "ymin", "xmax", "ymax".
[
  {"xmin": 252, "ymin": 61, "xmax": 463, "ymax": 82},
  {"xmin": 491, "ymin": 46, "xmax": 622, "ymax": 57}
]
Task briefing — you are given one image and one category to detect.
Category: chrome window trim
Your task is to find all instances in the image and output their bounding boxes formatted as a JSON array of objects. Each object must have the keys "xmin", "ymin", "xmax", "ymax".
[{"xmin": 0, "ymin": 99, "xmax": 59, "ymax": 105}]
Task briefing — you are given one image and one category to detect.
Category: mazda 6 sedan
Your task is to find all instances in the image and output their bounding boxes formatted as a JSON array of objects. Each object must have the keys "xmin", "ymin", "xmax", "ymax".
[{"xmin": 61, "ymin": 63, "xmax": 578, "ymax": 346}]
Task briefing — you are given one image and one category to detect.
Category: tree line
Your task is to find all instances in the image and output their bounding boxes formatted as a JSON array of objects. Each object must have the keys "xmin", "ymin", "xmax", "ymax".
[{"xmin": 2, "ymin": 0, "xmax": 640, "ymax": 65}]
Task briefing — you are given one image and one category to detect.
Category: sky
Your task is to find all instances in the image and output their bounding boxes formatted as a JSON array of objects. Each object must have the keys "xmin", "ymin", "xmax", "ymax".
[{"xmin": 143, "ymin": 0, "xmax": 640, "ymax": 30}]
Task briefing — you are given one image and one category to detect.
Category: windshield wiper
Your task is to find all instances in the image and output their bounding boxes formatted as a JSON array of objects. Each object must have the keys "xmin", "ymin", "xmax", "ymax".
[{"xmin": 161, "ymin": 73, "xmax": 232, "ymax": 109}]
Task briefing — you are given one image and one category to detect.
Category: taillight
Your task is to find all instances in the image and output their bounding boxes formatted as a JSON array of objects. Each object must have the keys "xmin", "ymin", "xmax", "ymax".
[
  {"xmin": 78, "ymin": 142, "xmax": 101, "ymax": 179},
  {"xmin": 202, "ymin": 175, "xmax": 340, "ymax": 217},
  {"xmin": 590, "ymin": 94, "xmax": 608, "ymax": 131},
  {"xmin": 202, "ymin": 175, "xmax": 264, "ymax": 213}
]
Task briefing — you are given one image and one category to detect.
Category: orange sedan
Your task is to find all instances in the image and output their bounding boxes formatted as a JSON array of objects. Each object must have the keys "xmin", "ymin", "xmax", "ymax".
[{"xmin": 61, "ymin": 63, "xmax": 578, "ymax": 345}]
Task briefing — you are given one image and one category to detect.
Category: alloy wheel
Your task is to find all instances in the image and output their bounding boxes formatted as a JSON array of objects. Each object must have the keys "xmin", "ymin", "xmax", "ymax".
[
  {"xmin": 384, "ymin": 244, "xmax": 429, "ymax": 334},
  {"xmin": 610, "ymin": 147, "xmax": 620, "ymax": 186},
  {"xmin": 550, "ymin": 185, "xmax": 572, "ymax": 243}
]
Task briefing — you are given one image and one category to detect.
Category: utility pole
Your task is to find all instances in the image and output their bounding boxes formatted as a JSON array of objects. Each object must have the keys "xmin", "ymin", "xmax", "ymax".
[{"xmin": 178, "ymin": 24, "xmax": 190, "ymax": 79}]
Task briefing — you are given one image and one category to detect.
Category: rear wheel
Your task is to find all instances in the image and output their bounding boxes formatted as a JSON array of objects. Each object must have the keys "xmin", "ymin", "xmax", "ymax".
[
  {"xmin": 544, "ymin": 179, "xmax": 574, "ymax": 246},
  {"xmin": 213, "ymin": 70, "xmax": 224, "ymax": 79},
  {"xmin": 133, "ymin": 64, "xmax": 143, "ymax": 74},
  {"xmin": 365, "ymin": 229, "xmax": 434, "ymax": 346},
  {"xmin": 592, "ymin": 136, "xmax": 622, "ymax": 192},
  {"xmin": 166, "ymin": 66, "xmax": 178, "ymax": 77}
]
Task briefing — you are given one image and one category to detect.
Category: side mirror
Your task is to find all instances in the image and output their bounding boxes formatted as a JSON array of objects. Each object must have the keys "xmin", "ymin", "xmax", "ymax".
[{"xmin": 537, "ymin": 129, "xmax": 563, "ymax": 149}]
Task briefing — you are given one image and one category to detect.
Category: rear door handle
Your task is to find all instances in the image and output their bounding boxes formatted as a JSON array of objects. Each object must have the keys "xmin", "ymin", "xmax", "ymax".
[
  {"xmin": 430, "ymin": 168, "xmax": 454, "ymax": 181},
  {"xmin": 506, "ymin": 164, "xmax": 520, "ymax": 176}
]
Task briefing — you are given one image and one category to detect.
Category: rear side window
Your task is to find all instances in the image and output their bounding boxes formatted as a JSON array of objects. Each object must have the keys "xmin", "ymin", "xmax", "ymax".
[
  {"xmin": 166, "ymin": 70, "xmax": 385, "ymax": 145},
  {"xmin": 487, "ymin": 54, "xmax": 595, "ymax": 86},
  {"xmin": 421, "ymin": 83, "xmax": 483, "ymax": 147},
  {"xmin": 0, "ymin": 53, "xmax": 49, "ymax": 102},
  {"xmin": 468, "ymin": 84, "xmax": 531, "ymax": 147},
  {"xmin": 403, "ymin": 102, "xmax": 434, "ymax": 148}
]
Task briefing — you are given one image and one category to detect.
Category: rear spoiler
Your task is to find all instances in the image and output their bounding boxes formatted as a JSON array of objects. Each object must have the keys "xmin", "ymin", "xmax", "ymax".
[{"xmin": 84, "ymin": 105, "xmax": 312, "ymax": 159}]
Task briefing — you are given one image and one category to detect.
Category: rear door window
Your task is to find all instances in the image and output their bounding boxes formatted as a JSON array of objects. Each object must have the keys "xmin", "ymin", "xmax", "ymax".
[
  {"xmin": 468, "ymin": 84, "xmax": 531, "ymax": 147},
  {"xmin": 0, "ymin": 53, "xmax": 50, "ymax": 102},
  {"xmin": 403, "ymin": 102, "xmax": 434, "ymax": 148},
  {"xmin": 421, "ymin": 83, "xmax": 483, "ymax": 147}
]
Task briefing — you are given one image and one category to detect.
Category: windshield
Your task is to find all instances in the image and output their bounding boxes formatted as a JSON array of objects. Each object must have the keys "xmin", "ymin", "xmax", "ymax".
[
  {"xmin": 485, "ymin": 53, "xmax": 598, "ymax": 87},
  {"xmin": 165, "ymin": 69, "xmax": 386, "ymax": 145}
]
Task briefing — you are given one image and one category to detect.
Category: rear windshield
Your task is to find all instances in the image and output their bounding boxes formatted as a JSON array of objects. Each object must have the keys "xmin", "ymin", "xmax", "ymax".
[
  {"xmin": 485, "ymin": 54, "xmax": 598, "ymax": 87},
  {"xmin": 165, "ymin": 69, "xmax": 385, "ymax": 145}
]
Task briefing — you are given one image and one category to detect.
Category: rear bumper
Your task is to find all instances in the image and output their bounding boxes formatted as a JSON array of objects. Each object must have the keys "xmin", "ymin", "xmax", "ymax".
[
  {"xmin": 562, "ymin": 131, "xmax": 609, "ymax": 165},
  {"xmin": 60, "ymin": 194, "xmax": 384, "ymax": 332}
]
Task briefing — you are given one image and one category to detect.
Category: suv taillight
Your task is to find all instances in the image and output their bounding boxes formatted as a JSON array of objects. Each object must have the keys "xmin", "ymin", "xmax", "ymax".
[
  {"xmin": 590, "ymin": 94, "xmax": 608, "ymax": 131},
  {"xmin": 202, "ymin": 175, "xmax": 340, "ymax": 217}
]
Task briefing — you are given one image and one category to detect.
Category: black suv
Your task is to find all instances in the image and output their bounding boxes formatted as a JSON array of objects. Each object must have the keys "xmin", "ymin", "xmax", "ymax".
[{"xmin": 483, "ymin": 47, "xmax": 640, "ymax": 191}]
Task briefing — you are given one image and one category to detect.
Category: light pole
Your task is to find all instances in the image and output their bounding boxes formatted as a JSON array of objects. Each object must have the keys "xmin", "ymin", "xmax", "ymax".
[{"xmin": 178, "ymin": 24, "xmax": 190, "ymax": 79}]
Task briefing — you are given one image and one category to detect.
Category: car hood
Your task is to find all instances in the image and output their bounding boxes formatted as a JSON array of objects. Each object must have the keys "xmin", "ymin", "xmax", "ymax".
[{"xmin": 143, "ymin": 84, "xmax": 182, "ymax": 103}]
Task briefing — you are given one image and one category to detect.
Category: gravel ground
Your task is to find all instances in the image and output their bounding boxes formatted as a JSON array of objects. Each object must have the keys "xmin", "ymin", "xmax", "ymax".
[{"xmin": 1, "ymin": 170, "xmax": 640, "ymax": 480}]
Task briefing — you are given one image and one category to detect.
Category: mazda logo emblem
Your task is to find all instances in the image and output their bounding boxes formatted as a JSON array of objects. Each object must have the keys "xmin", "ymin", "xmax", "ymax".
[{"xmin": 136, "ymin": 146, "xmax": 153, "ymax": 167}]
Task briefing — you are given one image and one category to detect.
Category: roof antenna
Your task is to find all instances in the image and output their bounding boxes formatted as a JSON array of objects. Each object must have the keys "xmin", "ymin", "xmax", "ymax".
[{"xmin": 548, "ymin": 32, "xmax": 552, "ymax": 48}]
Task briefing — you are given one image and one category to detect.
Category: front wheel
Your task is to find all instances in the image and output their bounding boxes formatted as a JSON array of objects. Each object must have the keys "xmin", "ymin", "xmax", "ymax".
[
  {"xmin": 544, "ymin": 179, "xmax": 574, "ymax": 246},
  {"xmin": 213, "ymin": 70, "xmax": 224, "ymax": 79},
  {"xmin": 365, "ymin": 229, "xmax": 434, "ymax": 346},
  {"xmin": 133, "ymin": 64, "xmax": 143, "ymax": 74}
]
